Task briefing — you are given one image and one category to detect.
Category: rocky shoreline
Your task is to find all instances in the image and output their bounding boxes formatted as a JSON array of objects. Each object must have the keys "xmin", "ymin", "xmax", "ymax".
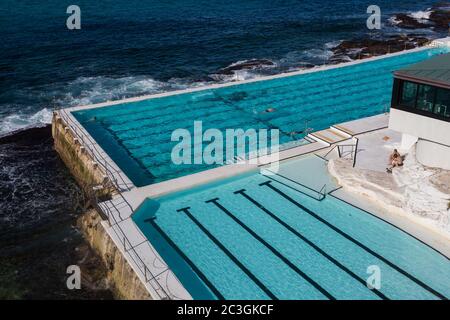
[
  {"xmin": 210, "ymin": 3, "xmax": 450, "ymax": 74},
  {"xmin": 330, "ymin": 3, "xmax": 450, "ymax": 62},
  {"xmin": 330, "ymin": 35, "xmax": 432, "ymax": 62},
  {"xmin": 392, "ymin": 2, "xmax": 450, "ymax": 30}
]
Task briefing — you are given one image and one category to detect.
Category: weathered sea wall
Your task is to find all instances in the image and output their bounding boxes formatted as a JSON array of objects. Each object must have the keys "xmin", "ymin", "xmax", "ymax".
[
  {"xmin": 52, "ymin": 114, "xmax": 151, "ymax": 300},
  {"xmin": 78, "ymin": 209, "xmax": 151, "ymax": 300},
  {"xmin": 52, "ymin": 114, "xmax": 111, "ymax": 196}
]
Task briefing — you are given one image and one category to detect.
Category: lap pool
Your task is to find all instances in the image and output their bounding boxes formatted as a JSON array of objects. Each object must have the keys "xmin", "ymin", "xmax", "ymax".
[
  {"xmin": 72, "ymin": 47, "xmax": 449, "ymax": 186},
  {"xmin": 132, "ymin": 156, "xmax": 450, "ymax": 300}
]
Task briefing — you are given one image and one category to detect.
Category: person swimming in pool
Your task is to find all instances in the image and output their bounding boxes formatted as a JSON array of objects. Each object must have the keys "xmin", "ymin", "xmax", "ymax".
[{"xmin": 262, "ymin": 107, "xmax": 276, "ymax": 113}]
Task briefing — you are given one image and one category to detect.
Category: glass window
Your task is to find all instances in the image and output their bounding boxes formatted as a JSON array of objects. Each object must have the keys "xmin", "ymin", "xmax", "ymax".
[
  {"xmin": 416, "ymin": 84, "xmax": 435, "ymax": 113},
  {"xmin": 399, "ymin": 81, "xmax": 417, "ymax": 108},
  {"xmin": 434, "ymin": 88, "xmax": 450, "ymax": 118}
]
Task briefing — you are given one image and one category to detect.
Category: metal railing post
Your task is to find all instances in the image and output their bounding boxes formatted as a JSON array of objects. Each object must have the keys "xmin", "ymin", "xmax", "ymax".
[
  {"xmin": 56, "ymin": 109, "xmax": 172, "ymax": 300},
  {"xmin": 352, "ymin": 137, "xmax": 359, "ymax": 168}
]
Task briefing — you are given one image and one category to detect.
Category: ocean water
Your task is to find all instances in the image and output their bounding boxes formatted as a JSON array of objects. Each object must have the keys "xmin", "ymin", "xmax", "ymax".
[
  {"xmin": 0, "ymin": 127, "xmax": 113, "ymax": 299},
  {"xmin": 0, "ymin": 0, "xmax": 444, "ymax": 135}
]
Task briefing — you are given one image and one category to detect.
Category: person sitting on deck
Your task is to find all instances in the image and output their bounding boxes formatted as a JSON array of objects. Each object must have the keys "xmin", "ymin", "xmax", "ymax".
[{"xmin": 386, "ymin": 149, "xmax": 403, "ymax": 173}]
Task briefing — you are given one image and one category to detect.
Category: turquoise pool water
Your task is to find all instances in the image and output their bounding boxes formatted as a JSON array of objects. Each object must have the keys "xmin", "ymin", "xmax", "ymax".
[
  {"xmin": 133, "ymin": 157, "xmax": 450, "ymax": 300},
  {"xmin": 73, "ymin": 47, "xmax": 450, "ymax": 186}
]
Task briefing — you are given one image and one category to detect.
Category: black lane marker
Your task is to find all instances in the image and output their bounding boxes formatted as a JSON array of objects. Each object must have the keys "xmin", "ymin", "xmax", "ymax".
[
  {"xmin": 234, "ymin": 189, "xmax": 388, "ymax": 300},
  {"xmin": 327, "ymin": 191, "xmax": 450, "ymax": 260},
  {"xmin": 144, "ymin": 216, "xmax": 224, "ymax": 300},
  {"xmin": 177, "ymin": 207, "xmax": 278, "ymax": 300},
  {"xmin": 259, "ymin": 180, "xmax": 447, "ymax": 300},
  {"xmin": 205, "ymin": 197, "xmax": 335, "ymax": 300}
]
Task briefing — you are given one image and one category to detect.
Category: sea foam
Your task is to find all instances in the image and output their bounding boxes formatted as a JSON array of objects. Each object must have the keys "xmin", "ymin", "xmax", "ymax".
[
  {"xmin": 0, "ymin": 108, "xmax": 52, "ymax": 136},
  {"xmin": 409, "ymin": 9, "xmax": 432, "ymax": 21}
]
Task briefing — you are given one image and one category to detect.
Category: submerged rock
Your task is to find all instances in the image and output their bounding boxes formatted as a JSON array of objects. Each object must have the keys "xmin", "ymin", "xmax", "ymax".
[
  {"xmin": 216, "ymin": 59, "xmax": 275, "ymax": 75},
  {"xmin": 390, "ymin": 3, "xmax": 450, "ymax": 31},
  {"xmin": 430, "ymin": 2, "xmax": 450, "ymax": 30},
  {"xmin": 390, "ymin": 13, "xmax": 431, "ymax": 29},
  {"xmin": 330, "ymin": 35, "xmax": 431, "ymax": 62}
]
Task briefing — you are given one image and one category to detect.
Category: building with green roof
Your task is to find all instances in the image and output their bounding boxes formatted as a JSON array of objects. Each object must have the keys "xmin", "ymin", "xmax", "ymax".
[{"xmin": 389, "ymin": 52, "xmax": 450, "ymax": 170}]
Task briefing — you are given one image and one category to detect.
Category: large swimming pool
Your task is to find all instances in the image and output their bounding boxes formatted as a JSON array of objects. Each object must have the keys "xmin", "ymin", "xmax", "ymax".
[
  {"xmin": 73, "ymin": 47, "xmax": 449, "ymax": 186},
  {"xmin": 132, "ymin": 156, "xmax": 450, "ymax": 300}
]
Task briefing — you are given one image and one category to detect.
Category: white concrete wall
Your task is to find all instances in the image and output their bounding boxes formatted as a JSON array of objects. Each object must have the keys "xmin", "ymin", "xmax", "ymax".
[
  {"xmin": 389, "ymin": 109, "xmax": 450, "ymax": 146},
  {"xmin": 401, "ymin": 133, "xmax": 418, "ymax": 152},
  {"xmin": 416, "ymin": 139, "xmax": 450, "ymax": 170}
]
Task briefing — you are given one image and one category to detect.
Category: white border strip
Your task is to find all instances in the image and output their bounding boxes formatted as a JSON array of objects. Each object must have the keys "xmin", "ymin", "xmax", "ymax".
[{"xmin": 58, "ymin": 109, "xmax": 135, "ymax": 190}]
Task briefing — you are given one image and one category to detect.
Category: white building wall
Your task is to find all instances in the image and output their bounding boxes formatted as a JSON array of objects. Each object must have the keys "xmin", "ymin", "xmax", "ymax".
[
  {"xmin": 389, "ymin": 109, "xmax": 450, "ymax": 170},
  {"xmin": 416, "ymin": 139, "xmax": 450, "ymax": 170},
  {"xmin": 389, "ymin": 109, "xmax": 450, "ymax": 146},
  {"xmin": 401, "ymin": 133, "xmax": 418, "ymax": 151}
]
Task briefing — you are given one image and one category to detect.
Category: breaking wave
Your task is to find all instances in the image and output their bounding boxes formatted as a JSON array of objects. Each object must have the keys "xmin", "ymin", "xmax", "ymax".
[
  {"xmin": 0, "ymin": 108, "xmax": 53, "ymax": 136},
  {"xmin": 388, "ymin": 16, "xmax": 402, "ymax": 26},
  {"xmin": 0, "ymin": 47, "xmax": 338, "ymax": 136},
  {"xmin": 409, "ymin": 9, "xmax": 432, "ymax": 21},
  {"xmin": 0, "ymin": 75, "xmax": 213, "ymax": 136}
]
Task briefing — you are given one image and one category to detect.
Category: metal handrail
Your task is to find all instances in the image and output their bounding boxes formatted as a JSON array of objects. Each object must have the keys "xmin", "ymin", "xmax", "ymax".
[
  {"xmin": 57, "ymin": 109, "xmax": 132, "ymax": 191},
  {"xmin": 91, "ymin": 189, "xmax": 172, "ymax": 300},
  {"xmin": 319, "ymin": 183, "xmax": 327, "ymax": 196},
  {"xmin": 57, "ymin": 109, "xmax": 174, "ymax": 300},
  {"xmin": 323, "ymin": 143, "xmax": 354, "ymax": 159},
  {"xmin": 322, "ymin": 136, "xmax": 359, "ymax": 164},
  {"xmin": 56, "ymin": 109, "xmax": 135, "ymax": 220},
  {"xmin": 352, "ymin": 137, "xmax": 359, "ymax": 168}
]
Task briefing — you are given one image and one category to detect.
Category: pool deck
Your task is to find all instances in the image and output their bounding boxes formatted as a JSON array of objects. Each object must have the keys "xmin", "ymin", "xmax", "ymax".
[
  {"xmin": 326, "ymin": 127, "xmax": 450, "ymax": 258},
  {"xmin": 53, "ymin": 37, "xmax": 450, "ymax": 300}
]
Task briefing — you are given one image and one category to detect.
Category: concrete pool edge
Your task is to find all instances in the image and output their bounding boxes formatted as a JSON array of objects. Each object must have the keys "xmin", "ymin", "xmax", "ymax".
[
  {"xmin": 55, "ymin": 109, "xmax": 136, "ymax": 192},
  {"xmin": 64, "ymin": 38, "xmax": 450, "ymax": 114}
]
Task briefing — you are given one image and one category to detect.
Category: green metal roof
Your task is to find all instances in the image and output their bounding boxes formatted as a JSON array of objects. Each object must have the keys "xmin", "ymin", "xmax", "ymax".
[{"xmin": 394, "ymin": 52, "xmax": 450, "ymax": 88}]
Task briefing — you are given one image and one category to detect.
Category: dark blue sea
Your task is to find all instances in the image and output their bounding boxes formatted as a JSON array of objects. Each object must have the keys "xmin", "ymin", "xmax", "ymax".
[{"xmin": 0, "ymin": 0, "xmax": 444, "ymax": 134}]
